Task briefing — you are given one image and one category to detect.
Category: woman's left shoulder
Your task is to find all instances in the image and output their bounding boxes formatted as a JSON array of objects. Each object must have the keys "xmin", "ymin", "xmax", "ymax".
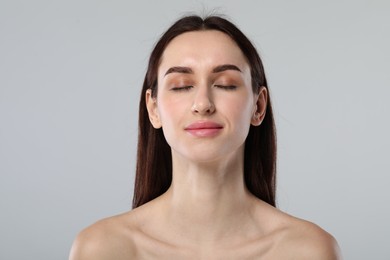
[
  {"xmin": 252, "ymin": 201, "xmax": 342, "ymax": 259},
  {"xmin": 277, "ymin": 213, "xmax": 342, "ymax": 260}
]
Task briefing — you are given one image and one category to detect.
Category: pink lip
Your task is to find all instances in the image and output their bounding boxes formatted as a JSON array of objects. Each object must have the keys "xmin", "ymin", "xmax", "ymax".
[{"xmin": 184, "ymin": 121, "xmax": 223, "ymax": 137}]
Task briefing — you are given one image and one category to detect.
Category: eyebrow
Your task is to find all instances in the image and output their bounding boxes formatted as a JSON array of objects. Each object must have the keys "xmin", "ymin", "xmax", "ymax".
[
  {"xmin": 164, "ymin": 66, "xmax": 193, "ymax": 76},
  {"xmin": 164, "ymin": 64, "xmax": 242, "ymax": 77},
  {"xmin": 212, "ymin": 64, "xmax": 242, "ymax": 73}
]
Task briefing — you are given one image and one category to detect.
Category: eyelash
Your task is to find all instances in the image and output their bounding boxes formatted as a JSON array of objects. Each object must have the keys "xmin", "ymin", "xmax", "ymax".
[
  {"xmin": 171, "ymin": 85, "xmax": 237, "ymax": 91},
  {"xmin": 215, "ymin": 85, "xmax": 237, "ymax": 90},
  {"xmin": 171, "ymin": 86, "xmax": 193, "ymax": 91}
]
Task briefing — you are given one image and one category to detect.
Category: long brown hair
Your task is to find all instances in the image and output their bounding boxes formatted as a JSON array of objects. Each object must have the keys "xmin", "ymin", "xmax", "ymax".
[{"xmin": 133, "ymin": 15, "xmax": 277, "ymax": 208}]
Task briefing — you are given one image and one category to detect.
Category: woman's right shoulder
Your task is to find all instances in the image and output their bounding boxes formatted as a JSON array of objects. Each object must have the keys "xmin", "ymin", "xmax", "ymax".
[{"xmin": 69, "ymin": 211, "xmax": 140, "ymax": 260}]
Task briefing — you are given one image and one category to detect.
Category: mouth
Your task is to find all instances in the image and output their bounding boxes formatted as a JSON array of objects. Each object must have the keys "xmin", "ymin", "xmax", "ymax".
[{"xmin": 184, "ymin": 121, "xmax": 223, "ymax": 137}]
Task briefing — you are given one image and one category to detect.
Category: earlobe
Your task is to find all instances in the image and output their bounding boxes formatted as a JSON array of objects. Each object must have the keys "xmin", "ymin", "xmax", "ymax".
[
  {"xmin": 145, "ymin": 89, "xmax": 162, "ymax": 129},
  {"xmin": 251, "ymin": 87, "xmax": 267, "ymax": 126}
]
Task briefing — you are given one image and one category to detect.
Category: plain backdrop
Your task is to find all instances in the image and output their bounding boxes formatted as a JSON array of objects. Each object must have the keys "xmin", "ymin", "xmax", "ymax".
[{"xmin": 1, "ymin": 0, "xmax": 389, "ymax": 259}]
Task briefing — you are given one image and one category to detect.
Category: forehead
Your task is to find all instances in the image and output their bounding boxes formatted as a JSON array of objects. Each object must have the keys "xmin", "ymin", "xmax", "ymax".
[{"xmin": 159, "ymin": 30, "xmax": 248, "ymax": 69}]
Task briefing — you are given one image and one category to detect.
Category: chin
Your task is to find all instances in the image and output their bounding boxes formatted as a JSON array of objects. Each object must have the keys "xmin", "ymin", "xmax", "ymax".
[{"xmin": 175, "ymin": 145, "xmax": 244, "ymax": 164}]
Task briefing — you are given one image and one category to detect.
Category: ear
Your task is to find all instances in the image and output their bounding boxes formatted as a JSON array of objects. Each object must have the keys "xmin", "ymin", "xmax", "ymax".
[
  {"xmin": 251, "ymin": 87, "xmax": 268, "ymax": 126},
  {"xmin": 145, "ymin": 89, "xmax": 162, "ymax": 129}
]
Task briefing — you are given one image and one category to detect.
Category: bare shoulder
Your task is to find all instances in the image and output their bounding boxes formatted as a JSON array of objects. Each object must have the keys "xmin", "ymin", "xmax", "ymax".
[
  {"xmin": 286, "ymin": 219, "xmax": 341, "ymax": 259},
  {"xmin": 250, "ymin": 200, "xmax": 341, "ymax": 259},
  {"xmin": 273, "ymin": 211, "xmax": 342, "ymax": 259},
  {"xmin": 69, "ymin": 212, "xmax": 138, "ymax": 260}
]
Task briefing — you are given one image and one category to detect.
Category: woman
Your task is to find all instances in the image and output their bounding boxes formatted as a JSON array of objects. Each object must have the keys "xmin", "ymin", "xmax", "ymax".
[{"xmin": 70, "ymin": 15, "xmax": 341, "ymax": 259}]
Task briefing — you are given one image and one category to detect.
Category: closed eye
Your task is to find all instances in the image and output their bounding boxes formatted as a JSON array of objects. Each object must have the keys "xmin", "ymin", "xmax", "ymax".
[
  {"xmin": 171, "ymin": 85, "xmax": 193, "ymax": 91},
  {"xmin": 215, "ymin": 85, "xmax": 237, "ymax": 90}
]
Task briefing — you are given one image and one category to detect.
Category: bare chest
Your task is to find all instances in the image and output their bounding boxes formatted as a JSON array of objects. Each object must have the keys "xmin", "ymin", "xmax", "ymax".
[{"xmin": 132, "ymin": 236, "xmax": 278, "ymax": 260}]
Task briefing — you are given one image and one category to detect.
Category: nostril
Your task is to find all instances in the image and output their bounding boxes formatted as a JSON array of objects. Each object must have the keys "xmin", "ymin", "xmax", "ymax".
[{"xmin": 191, "ymin": 101, "xmax": 215, "ymax": 114}]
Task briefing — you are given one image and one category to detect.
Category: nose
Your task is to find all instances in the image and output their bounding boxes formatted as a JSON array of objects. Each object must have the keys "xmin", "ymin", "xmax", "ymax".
[{"xmin": 191, "ymin": 87, "xmax": 215, "ymax": 115}]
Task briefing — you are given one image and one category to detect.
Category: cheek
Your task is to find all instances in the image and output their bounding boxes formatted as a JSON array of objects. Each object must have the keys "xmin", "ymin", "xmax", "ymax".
[
  {"xmin": 157, "ymin": 96, "xmax": 187, "ymax": 127},
  {"xmin": 222, "ymin": 95, "xmax": 254, "ymax": 124}
]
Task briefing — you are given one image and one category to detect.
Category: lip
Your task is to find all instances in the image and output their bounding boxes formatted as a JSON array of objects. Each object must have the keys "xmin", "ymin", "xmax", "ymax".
[{"xmin": 184, "ymin": 121, "xmax": 223, "ymax": 137}]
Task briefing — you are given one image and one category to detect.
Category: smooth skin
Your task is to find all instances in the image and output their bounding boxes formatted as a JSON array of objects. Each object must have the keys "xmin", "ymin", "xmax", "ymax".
[{"xmin": 70, "ymin": 31, "xmax": 341, "ymax": 259}]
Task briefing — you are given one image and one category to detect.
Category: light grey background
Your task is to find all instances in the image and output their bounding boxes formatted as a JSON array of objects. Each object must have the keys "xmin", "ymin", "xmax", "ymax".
[{"xmin": 1, "ymin": 0, "xmax": 389, "ymax": 259}]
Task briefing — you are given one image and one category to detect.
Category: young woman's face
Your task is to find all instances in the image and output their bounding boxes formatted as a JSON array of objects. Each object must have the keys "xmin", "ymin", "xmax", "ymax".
[{"xmin": 147, "ymin": 30, "xmax": 265, "ymax": 163}]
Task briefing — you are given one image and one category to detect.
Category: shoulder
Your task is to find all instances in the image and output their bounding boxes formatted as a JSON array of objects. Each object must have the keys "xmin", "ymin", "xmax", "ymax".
[
  {"xmin": 277, "ymin": 216, "xmax": 342, "ymax": 259},
  {"xmin": 69, "ymin": 212, "xmax": 138, "ymax": 260},
  {"xmin": 250, "ymin": 200, "xmax": 342, "ymax": 259}
]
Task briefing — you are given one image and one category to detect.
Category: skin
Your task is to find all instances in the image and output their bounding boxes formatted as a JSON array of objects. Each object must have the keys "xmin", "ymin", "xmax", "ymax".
[{"xmin": 69, "ymin": 30, "xmax": 342, "ymax": 259}]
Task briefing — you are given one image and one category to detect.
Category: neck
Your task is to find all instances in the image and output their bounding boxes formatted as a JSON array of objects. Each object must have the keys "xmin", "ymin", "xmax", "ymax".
[{"xmin": 158, "ymin": 148, "xmax": 257, "ymax": 243}]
